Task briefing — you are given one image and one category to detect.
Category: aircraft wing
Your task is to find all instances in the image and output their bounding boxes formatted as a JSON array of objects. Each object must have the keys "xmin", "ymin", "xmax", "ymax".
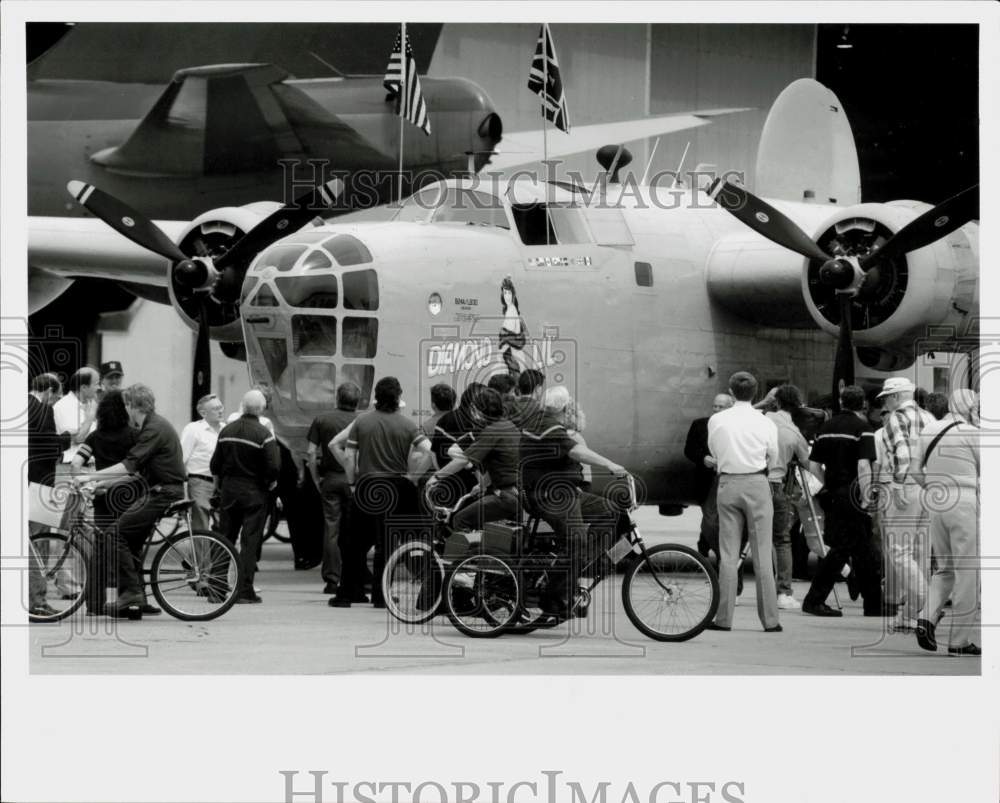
[
  {"xmin": 28, "ymin": 216, "xmax": 183, "ymax": 312},
  {"xmin": 487, "ymin": 108, "xmax": 750, "ymax": 172}
]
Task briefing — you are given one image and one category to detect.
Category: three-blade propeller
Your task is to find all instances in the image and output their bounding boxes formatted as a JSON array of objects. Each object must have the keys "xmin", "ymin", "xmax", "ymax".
[
  {"xmin": 707, "ymin": 178, "xmax": 978, "ymax": 407},
  {"xmin": 67, "ymin": 178, "xmax": 344, "ymax": 418}
]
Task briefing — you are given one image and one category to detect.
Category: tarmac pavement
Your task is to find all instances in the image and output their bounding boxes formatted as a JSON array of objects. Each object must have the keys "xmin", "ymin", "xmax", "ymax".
[{"xmin": 27, "ymin": 507, "xmax": 981, "ymax": 675}]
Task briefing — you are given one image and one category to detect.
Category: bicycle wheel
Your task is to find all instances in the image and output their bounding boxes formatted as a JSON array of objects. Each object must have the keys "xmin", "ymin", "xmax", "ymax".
[
  {"xmin": 621, "ymin": 543, "xmax": 719, "ymax": 641},
  {"xmin": 444, "ymin": 554, "xmax": 519, "ymax": 638},
  {"xmin": 382, "ymin": 540, "xmax": 445, "ymax": 625},
  {"xmin": 28, "ymin": 532, "xmax": 87, "ymax": 623},
  {"xmin": 150, "ymin": 530, "xmax": 240, "ymax": 621}
]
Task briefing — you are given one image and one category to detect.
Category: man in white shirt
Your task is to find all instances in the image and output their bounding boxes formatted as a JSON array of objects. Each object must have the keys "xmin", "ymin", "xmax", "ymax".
[
  {"xmin": 181, "ymin": 393, "xmax": 225, "ymax": 531},
  {"xmin": 707, "ymin": 371, "xmax": 781, "ymax": 632},
  {"xmin": 52, "ymin": 366, "xmax": 99, "ymax": 464}
]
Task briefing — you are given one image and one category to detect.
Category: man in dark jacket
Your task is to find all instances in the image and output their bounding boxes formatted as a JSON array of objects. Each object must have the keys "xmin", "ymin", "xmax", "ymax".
[
  {"xmin": 211, "ymin": 390, "xmax": 281, "ymax": 603},
  {"xmin": 684, "ymin": 393, "xmax": 733, "ymax": 558}
]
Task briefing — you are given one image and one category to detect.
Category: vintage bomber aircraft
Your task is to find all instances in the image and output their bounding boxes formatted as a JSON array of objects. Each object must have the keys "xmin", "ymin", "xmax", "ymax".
[{"xmin": 27, "ymin": 79, "xmax": 979, "ymax": 509}]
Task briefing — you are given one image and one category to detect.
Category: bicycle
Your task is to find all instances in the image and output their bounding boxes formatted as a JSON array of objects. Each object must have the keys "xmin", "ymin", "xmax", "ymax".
[
  {"xmin": 441, "ymin": 476, "xmax": 720, "ymax": 641},
  {"xmin": 28, "ymin": 483, "xmax": 243, "ymax": 623}
]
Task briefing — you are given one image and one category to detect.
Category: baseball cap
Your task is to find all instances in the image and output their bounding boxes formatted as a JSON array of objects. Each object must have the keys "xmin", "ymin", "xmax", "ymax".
[
  {"xmin": 876, "ymin": 377, "xmax": 915, "ymax": 398},
  {"xmin": 99, "ymin": 361, "xmax": 124, "ymax": 379}
]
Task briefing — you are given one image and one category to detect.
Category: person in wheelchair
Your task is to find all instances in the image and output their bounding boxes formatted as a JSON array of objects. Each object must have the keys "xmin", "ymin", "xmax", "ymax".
[
  {"xmin": 427, "ymin": 387, "xmax": 520, "ymax": 531},
  {"xmin": 429, "ymin": 383, "xmax": 488, "ymax": 507},
  {"xmin": 519, "ymin": 384, "xmax": 629, "ymax": 618}
]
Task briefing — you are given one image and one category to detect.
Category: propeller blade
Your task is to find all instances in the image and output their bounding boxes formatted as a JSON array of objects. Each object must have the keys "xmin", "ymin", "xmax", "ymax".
[
  {"xmin": 831, "ymin": 293, "xmax": 855, "ymax": 412},
  {"xmin": 707, "ymin": 179, "xmax": 832, "ymax": 263},
  {"xmin": 860, "ymin": 184, "xmax": 979, "ymax": 267},
  {"xmin": 215, "ymin": 177, "xmax": 345, "ymax": 273},
  {"xmin": 67, "ymin": 180, "xmax": 188, "ymax": 263},
  {"xmin": 191, "ymin": 299, "xmax": 212, "ymax": 420}
]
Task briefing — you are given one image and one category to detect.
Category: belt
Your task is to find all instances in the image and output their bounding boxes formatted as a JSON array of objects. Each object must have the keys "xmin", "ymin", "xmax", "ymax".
[
  {"xmin": 188, "ymin": 474, "xmax": 213, "ymax": 481},
  {"xmin": 721, "ymin": 469, "xmax": 766, "ymax": 476}
]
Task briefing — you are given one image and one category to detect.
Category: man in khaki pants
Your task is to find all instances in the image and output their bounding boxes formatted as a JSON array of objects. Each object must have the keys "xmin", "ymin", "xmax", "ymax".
[
  {"xmin": 913, "ymin": 389, "xmax": 980, "ymax": 655},
  {"xmin": 707, "ymin": 371, "xmax": 781, "ymax": 632}
]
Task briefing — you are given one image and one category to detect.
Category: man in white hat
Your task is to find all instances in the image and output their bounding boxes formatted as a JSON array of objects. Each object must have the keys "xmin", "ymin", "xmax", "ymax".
[
  {"xmin": 912, "ymin": 389, "xmax": 980, "ymax": 655},
  {"xmin": 877, "ymin": 376, "xmax": 935, "ymax": 632}
]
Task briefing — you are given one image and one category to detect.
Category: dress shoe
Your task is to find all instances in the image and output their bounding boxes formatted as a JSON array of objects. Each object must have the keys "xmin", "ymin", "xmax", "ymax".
[
  {"xmin": 328, "ymin": 597, "xmax": 352, "ymax": 608},
  {"xmin": 764, "ymin": 624, "xmax": 783, "ymax": 632},
  {"xmin": 947, "ymin": 644, "xmax": 981, "ymax": 656},
  {"xmin": 706, "ymin": 622, "xmax": 731, "ymax": 632},
  {"xmin": 915, "ymin": 618, "xmax": 938, "ymax": 652},
  {"xmin": 235, "ymin": 593, "xmax": 262, "ymax": 604},
  {"xmin": 802, "ymin": 601, "xmax": 842, "ymax": 617},
  {"xmin": 322, "ymin": 582, "xmax": 339, "ymax": 595},
  {"xmin": 846, "ymin": 570, "xmax": 860, "ymax": 602},
  {"xmin": 105, "ymin": 590, "xmax": 145, "ymax": 618},
  {"xmin": 140, "ymin": 604, "xmax": 162, "ymax": 616},
  {"xmin": 29, "ymin": 602, "xmax": 59, "ymax": 618},
  {"xmin": 294, "ymin": 557, "xmax": 321, "ymax": 571}
]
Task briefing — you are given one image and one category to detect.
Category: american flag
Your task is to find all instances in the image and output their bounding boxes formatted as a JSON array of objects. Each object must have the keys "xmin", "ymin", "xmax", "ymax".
[
  {"xmin": 383, "ymin": 25, "xmax": 431, "ymax": 136},
  {"xmin": 527, "ymin": 23, "xmax": 570, "ymax": 133}
]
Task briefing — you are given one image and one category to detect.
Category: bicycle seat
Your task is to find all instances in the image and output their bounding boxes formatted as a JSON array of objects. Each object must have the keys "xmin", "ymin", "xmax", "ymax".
[{"xmin": 162, "ymin": 499, "xmax": 195, "ymax": 517}]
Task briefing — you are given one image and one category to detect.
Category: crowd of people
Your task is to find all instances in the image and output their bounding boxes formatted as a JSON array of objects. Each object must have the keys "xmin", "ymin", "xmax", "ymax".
[
  {"xmin": 26, "ymin": 360, "xmax": 981, "ymax": 652},
  {"xmin": 686, "ymin": 372, "xmax": 981, "ymax": 654}
]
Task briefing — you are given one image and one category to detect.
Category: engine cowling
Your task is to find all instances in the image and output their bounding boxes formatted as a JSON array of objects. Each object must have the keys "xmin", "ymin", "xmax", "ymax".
[
  {"xmin": 803, "ymin": 202, "xmax": 979, "ymax": 369},
  {"xmin": 167, "ymin": 202, "xmax": 281, "ymax": 343}
]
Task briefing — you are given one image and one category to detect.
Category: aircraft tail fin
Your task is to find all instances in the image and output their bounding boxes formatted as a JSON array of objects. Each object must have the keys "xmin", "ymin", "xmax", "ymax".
[{"xmin": 755, "ymin": 78, "xmax": 860, "ymax": 205}]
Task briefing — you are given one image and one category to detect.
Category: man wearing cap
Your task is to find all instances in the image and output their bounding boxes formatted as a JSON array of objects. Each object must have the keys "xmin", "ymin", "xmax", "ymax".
[
  {"xmin": 912, "ymin": 389, "xmax": 980, "ymax": 655},
  {"xmin": 878, "ymin": 376, "xmax": 935, "ymax": 632},
  {"xmin": 706, "ymin": 371, "xmax": 782, "ymax": 632},
  {"xmin": 98, "ymin": 361, "xmax": 124, "ymax": 398}
]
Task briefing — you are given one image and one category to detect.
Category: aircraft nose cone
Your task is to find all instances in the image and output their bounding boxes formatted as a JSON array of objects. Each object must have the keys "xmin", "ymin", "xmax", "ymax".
[{"xmin": 818, "ymin": 258, "xmax": 854, "ymax": 290}]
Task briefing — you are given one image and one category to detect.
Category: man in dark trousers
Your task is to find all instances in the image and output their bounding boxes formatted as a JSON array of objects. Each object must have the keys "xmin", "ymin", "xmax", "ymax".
[
  {"xmin": 306, "ymin": 381, "xmax": 361, "ymax": 596},
  {"xmin": 684, "ymin": 393, "xmax": 734, "ymax": 558},
  {"xmin": 84, "ymin": 384, "xmax": 186, "ymax": 617},
  {"xmin": 329, "ymin": 377, "xmax": 432, "ymax": 608},
  {"xmin": 211, "ymin": 389, "xmax": 280, "ymax": 604},
  {"xmin": 801, "ymin": 385, "xmax": 882, "ymax": 617}
]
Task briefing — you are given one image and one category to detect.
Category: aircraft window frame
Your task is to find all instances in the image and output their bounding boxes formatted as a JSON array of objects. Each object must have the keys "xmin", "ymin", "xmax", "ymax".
[
  {"xmin": 275, "ymin": 274, "xmax": 339, "ymax": 309},
  {"xmin": 250, "ymin": 284, "xmax": 280, "ymax": 307},
  {"xmin": 430, "ymin": 188, "xmax": 511, "ymax": 229},
  {"xmin": 291, "ymin": 314, "xmax": 338, "ymax": 356},
  {"xmin": 342, "ymin": 269, "xmax": 379, "ymax": 311},
  {"xmin": 342, "ymin": 317, "xmax": 379, "ymax": 359},
  {"xmin": 256, "ymin": 337, "xmax": 290, "ymax": 398},
  {"xmin": 341, "ymin": 364, "xmax": 374, "ymax": 410}
]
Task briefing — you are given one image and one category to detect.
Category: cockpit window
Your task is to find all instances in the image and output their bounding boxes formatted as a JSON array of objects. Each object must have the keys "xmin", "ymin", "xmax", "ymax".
[
  {"xmin": 511, "ymin": 203, "xmax": 590, "ymax": 245},
  {"xmin": 432, "ymin": 188, "xmax": 509, "ymax": 229},
  {"xmin": 342, "ymin": 269, "xmax": 379, "ymax": 311},
  {"xmin": 292, "ymin": 315, "xmax": 337, "ymax": 356},
  {"xmin": 256, "ymin": 244, "xmax": 307, "ymax": 272},
  {"xmin": 324, "ymin": 235, "xmax": 372, "ymax": 266},
  {"xmin": 275, "ymin": 274, "xmax": 338, "ymax": 309},
  {"xmin": 342, "ymin": 318, "xmax": 378, "ymax": 358}
]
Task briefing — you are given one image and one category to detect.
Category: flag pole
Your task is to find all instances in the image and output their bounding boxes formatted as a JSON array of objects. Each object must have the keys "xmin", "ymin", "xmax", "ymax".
[
  {"xmin": 542, "ymin": 24, "xmax": 549, "ymax": 246},
  {"xmin": 397, "ymin": 22, "xmax": 406, "ymax": 204}
]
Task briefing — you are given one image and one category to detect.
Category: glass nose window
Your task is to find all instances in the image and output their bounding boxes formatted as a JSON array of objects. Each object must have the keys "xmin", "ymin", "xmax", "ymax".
[
  {"xmin": 292, "ymin": 315, "xmax": 337, "ymax": 356},
  {"xmin": 294, "ymin": 363, "xmax": 338, "ymax": 410},
  {"xmin": 275, "ymin": 274, "xmax": 338, "ymax": 308},
  {"xmin": 255, "ymin": 244, "xmax": 307, "ymax": 272},
  {"xmin": 324, "ymin": 235, "xmax": 373, "ymax": 267},
  {"xmin": 342, "ymin": 318, "xmax": 378, "ymax": 358},
  {"xmin": 256, "ymin": 338, "xmax": 289, "ymax": 398},
  {"xmin": 342, "ymin": 269, "xmax": 379, "ymax": 311},
  {"xmin": 251, "ymin": 285, "xmax": 279, "ymax": 307}
]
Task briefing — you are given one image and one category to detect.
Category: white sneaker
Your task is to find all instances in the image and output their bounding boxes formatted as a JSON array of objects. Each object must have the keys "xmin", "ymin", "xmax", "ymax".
[{"xmin": 777, "ymin": 593, "xmax": 801, "ymax": 610}]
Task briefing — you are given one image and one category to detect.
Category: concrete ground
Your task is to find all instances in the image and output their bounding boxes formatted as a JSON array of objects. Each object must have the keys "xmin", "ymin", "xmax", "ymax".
[{"xmin": 28, "ymin": 507, "xmax": 980, "ymax": 675}]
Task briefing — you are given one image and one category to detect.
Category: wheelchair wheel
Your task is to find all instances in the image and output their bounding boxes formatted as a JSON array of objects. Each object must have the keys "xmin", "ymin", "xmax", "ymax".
[
  {"xmin": 28, "ymin": 532, "xmax": 87, "ymax": 623},
  {"xmin": 444, "ymin": 554, "xmax": 519, "ymax": 638},
  {"xmin": 621, "ymin": 543, "xmax": 719, "ymax": 641},
  {"xmin": 150, "ymin": 530, "xmax": 240, "ymax": 621},
  {"xmin": 382, "ymin": 540, "xmax": 445, "ymax": 625}
]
